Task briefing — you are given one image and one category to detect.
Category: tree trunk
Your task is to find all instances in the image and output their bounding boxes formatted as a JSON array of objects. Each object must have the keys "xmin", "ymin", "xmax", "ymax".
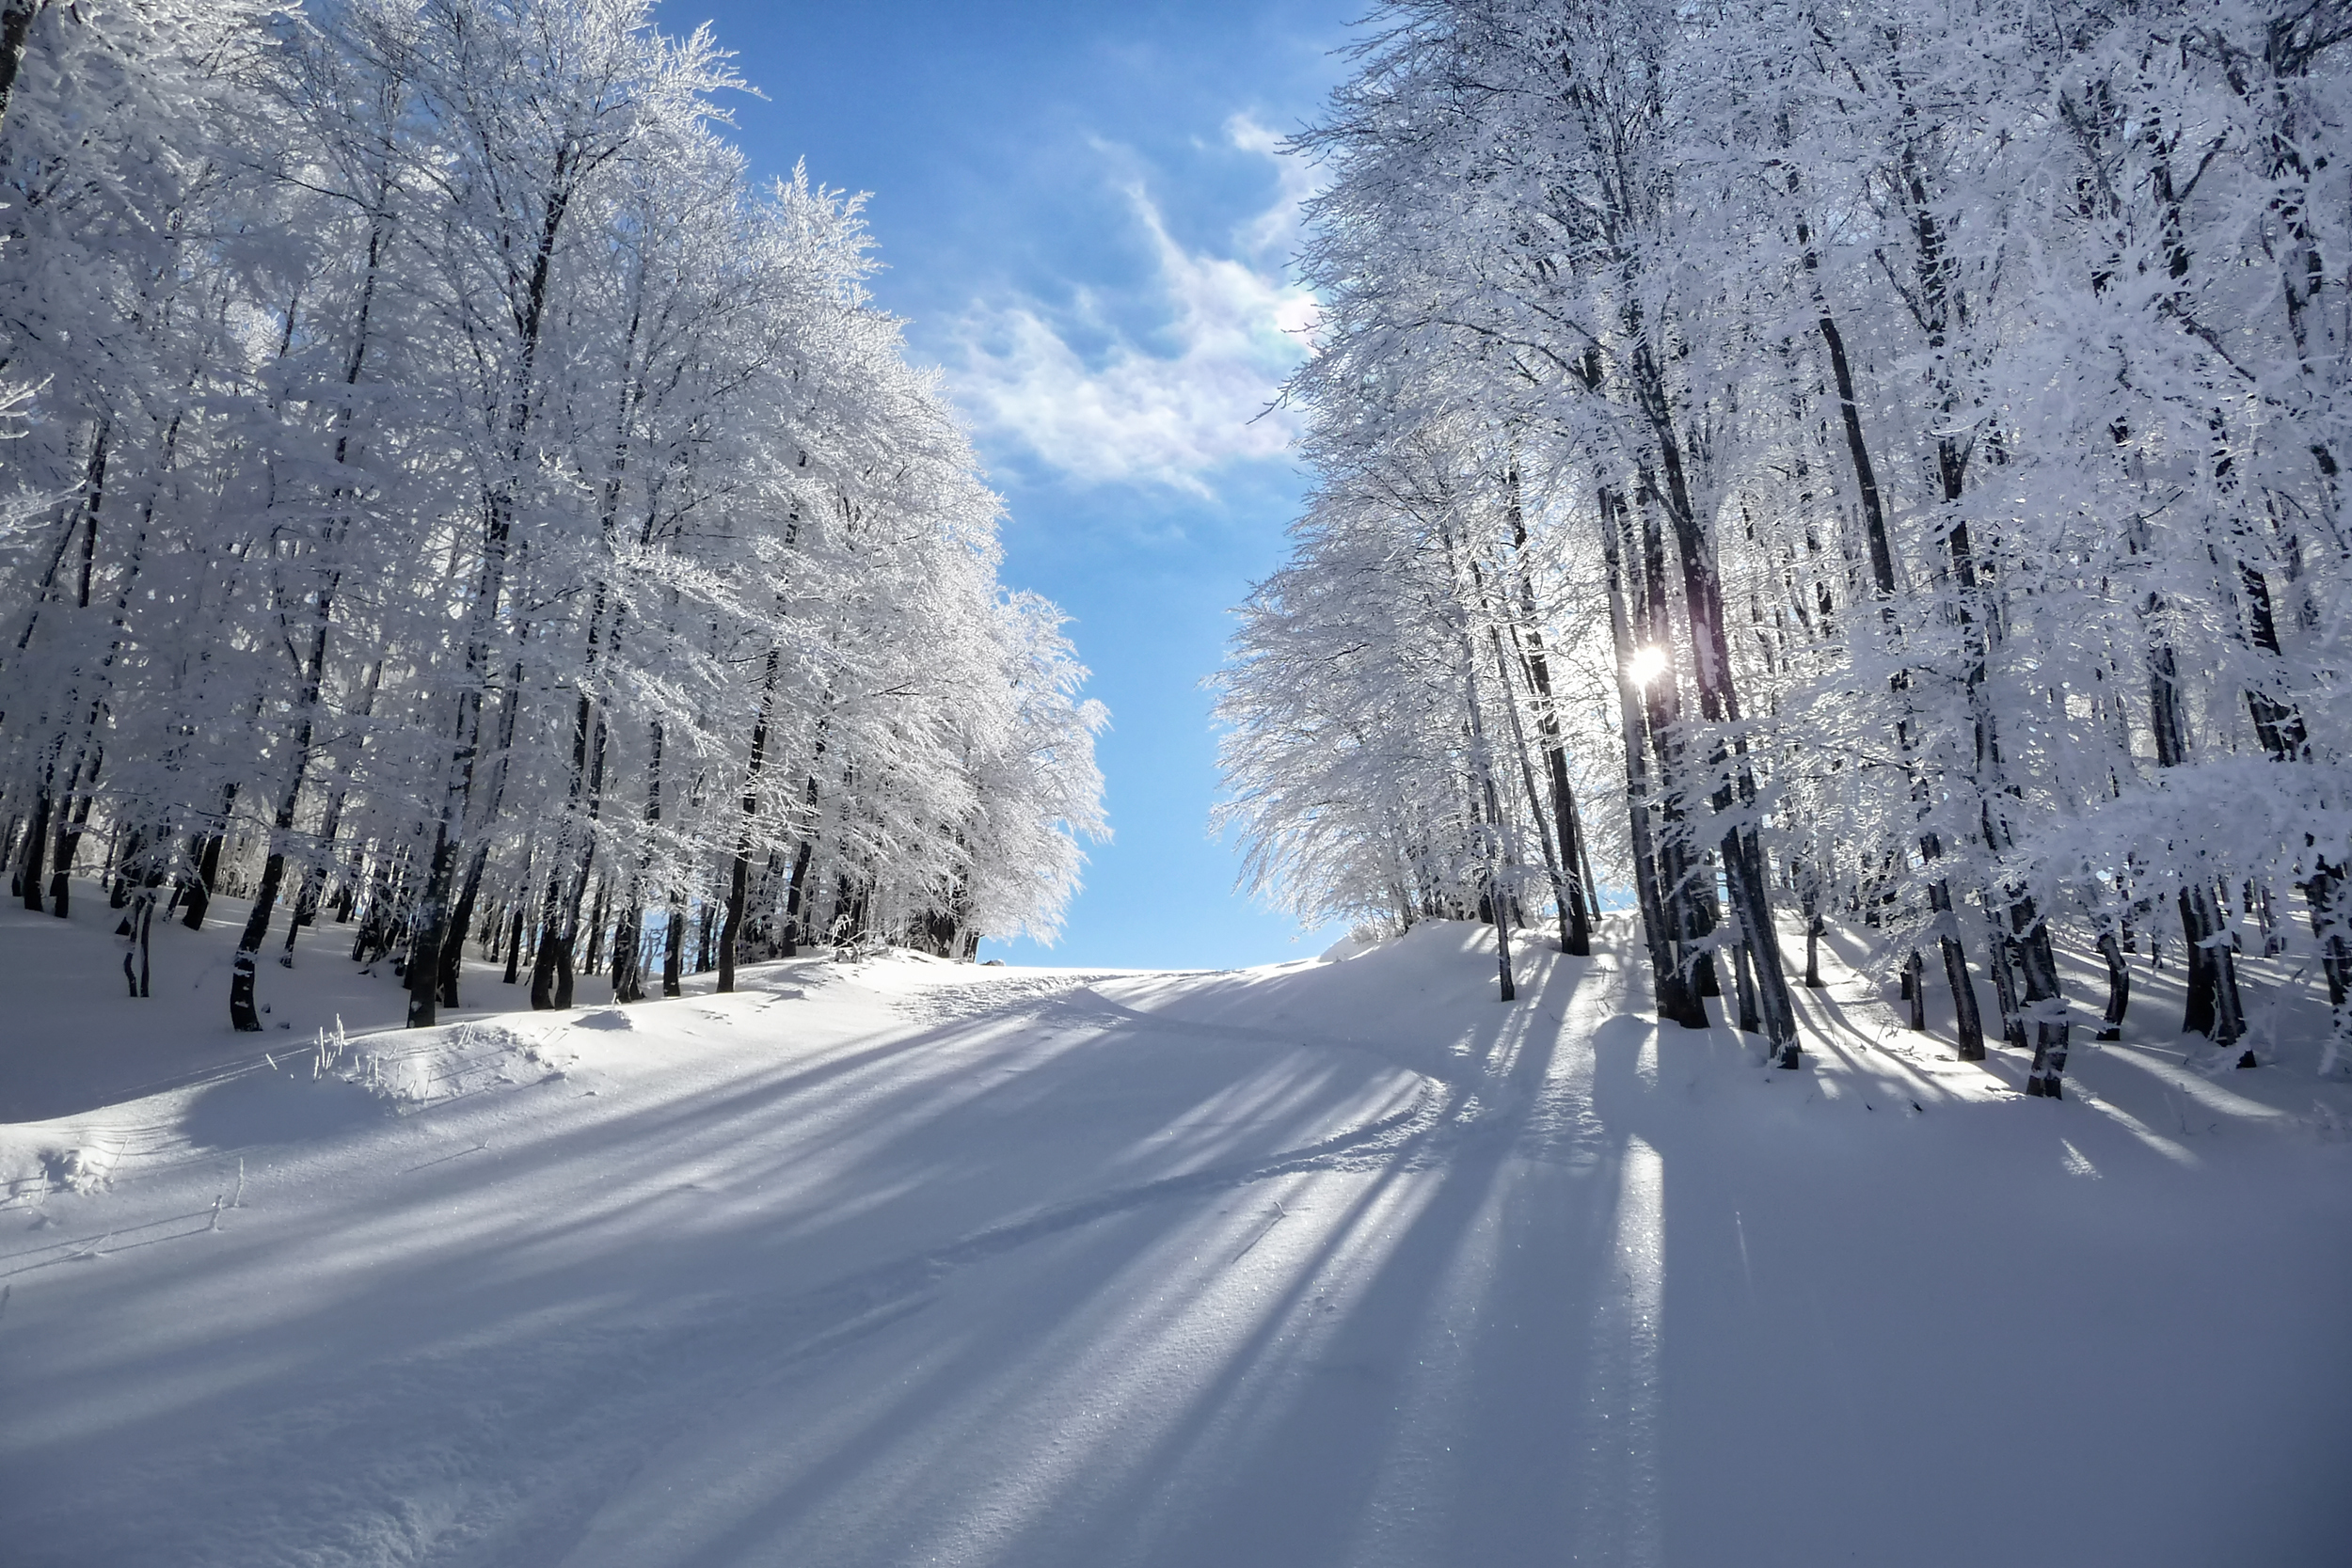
[
  {"xmin": 128, "ymin": 892, "xmax": 152, "ymax": 998},
  {"xmin": 230, "ymin": 847, "xmax": 291, "ymax": 1033},
  {"xmin": 530, "ymin": 874, "xmax": 564, "ymax": 1008},
  {"xmin": 405, "ymin": 154, "xmax": 581, "ymax": 1030},
  {"xmin": 1493, "ymin": 868, "xmax": 1517, "ymax": 1003},
  {"xmin": 2177, "ymin": 884, "xmax": 2247, "ymax": 1045},
  {"xmin": 503, "ymin": 905, "xmax": 527, "ymax": 985},
  {"xmin": 781, "ymin": 835, "xmax": 814, "ymax": 956},
  {"xmin": 662, "ymin": 898, "xmax": 684, "ymax": 996},
  {"xmin": 1602, "ymin": 489, "xmax": 1707, "ymax": 1028},
  {"xmin": 2148, "ymin": 640, "xmax": 2245, "ymax": 1047},
  {"xmin": 18, "ymin": 781, "xmax": 49, "ymax": 912},
  {"xmin": 582, "ymin": 879, "xmax": 609, "ymax": 976},
  {"xmin": 1810, "ymin": 259, "xmax": 1991, "ymax": 1061},
  {"xmin": 1628, "ymin": 378, "xmax": 1801, "ymax": 1061},
  {"xmin": 2096, "ymin": 928, "xmax": 2130, "ymax": 1041},
  {"xmin": 1502, "ymin": 468, "xmax": 1593, "ymax": 955},
  {"xmin": 1982, "ymin": 911, "xmax": 2028, "ymax": 1051},
  {"xmin": 46, "ymin": 750, "xmax": 97, "ymax": 916},
  {"xmin": 0, "ymin": 1, "xmax": 46, "ymax": 138},
  {"xmin": 721, "ymin": 644, "xmax": 783, "ymax": 994},
  {"xmin": 230, "ymin": 763, "xmax": 312, "ymax": 1032},
  {"xmin": 184, "ymin": 788, "xmax": 234, "ymax": 930},
  {"xmin": 2017, "ymin": 915, "xmax": 2073, "ymax": 1099},
  {"xmin": 1486, "ymin": 624, "xmax": 1576, "ymax": 956}
]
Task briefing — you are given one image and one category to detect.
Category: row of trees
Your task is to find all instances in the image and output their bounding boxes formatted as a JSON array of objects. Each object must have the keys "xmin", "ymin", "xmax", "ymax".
[
  {"xmin": 1218, "ymin": 0, "xmax": 2351, "ymax": 1095},
  {"xmin": 0, "ymin": 0, "xmax": 1106, "ymax": 1028}
]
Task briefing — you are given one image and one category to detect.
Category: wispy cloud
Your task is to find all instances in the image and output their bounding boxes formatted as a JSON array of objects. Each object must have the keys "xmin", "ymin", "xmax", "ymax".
[{"xmin": 946, "ymin": 116, "xmax": 1320, "ymax": 497}]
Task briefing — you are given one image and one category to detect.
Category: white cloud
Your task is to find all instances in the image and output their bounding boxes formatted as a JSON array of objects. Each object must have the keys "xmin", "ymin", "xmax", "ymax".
[{"xmin": 946, "ymin": 117, "xmax": 1321, "ymax": 496}]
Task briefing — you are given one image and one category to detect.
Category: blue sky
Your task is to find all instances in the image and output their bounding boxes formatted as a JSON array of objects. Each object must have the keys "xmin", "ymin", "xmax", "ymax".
[{"xmin": 652, "ymin": 1, "xmax": 1360, "ymax": 967}]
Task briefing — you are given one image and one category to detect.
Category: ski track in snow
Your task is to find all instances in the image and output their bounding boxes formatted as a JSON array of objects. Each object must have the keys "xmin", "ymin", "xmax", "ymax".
[{"xmin": 2, "ymin": 901, "xmax": 2349, "ymax": 1567}]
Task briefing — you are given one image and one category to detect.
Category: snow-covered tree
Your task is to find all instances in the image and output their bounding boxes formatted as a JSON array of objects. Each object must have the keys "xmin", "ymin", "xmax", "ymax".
[
  {"xmin": 1219, "ymin": 0, "xmax": 2352, "ymax": 1095},
  {"xmin": 0, "ymin": 0, "xmax": 1106, "ymax": 1028}
]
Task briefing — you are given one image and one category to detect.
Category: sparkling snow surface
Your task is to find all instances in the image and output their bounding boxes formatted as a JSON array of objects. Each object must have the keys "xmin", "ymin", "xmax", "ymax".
[{"xmin": 2, "ymin": 891, "xmax": 2348, "ymax": 1566}]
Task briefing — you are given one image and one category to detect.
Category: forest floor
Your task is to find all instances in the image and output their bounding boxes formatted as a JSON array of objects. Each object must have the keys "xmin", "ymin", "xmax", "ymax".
[{"xmin": 2, "ymin": 884, "xmax": 2348, "ymax": 1567}]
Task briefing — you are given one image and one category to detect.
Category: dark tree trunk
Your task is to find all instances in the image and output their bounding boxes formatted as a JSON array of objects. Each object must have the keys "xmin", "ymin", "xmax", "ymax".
[
  {"xmin": 405, "ymin": 816, "xmax": 461, "ymax": 1028},
  {"xmin": 721, "ymin": 851, "xmax": 749, "ymax": 992},
  {"xmin": 610, "ymin": 902, "xmax": 644, "ymax": 1000},
  {"xmin": 2018, "ymin": 917, "xmax": 2073, "ymax": 1099},
  {"xmin": 184, "ymin": 832, "xmax": 222, "ymax": 928},
  {"xmin": 2308, "ymin": 865, "xmax": 2350, "ymax": 1009},
  {"xmin": 2097, "ymin": 928, "xmax": 2130, "ymax": 1041},
  {"xmin": 662, "ymin": 899, "xmax": 684, "ymax": 996},
  {"xmin": 530, "ymin": 875, "xmax": 564, "ymax": 1009},
  {"xmin": 1928, "ymin": 863, "xmax": 1986, "ymax": 1060},
  {"xmin": 1601, "ymin": 489, "xmax": 1707, "ymax": 1029},
  {"xmin": 1815, "ymin": 267, "xmax": 1991, "ymax": 1061},
  {"xmin": 19, "ymin": 783, "xmax": 50, "ymax": 912},
  {"xmin": 721, "ymin": 644, "xmax": 783, "ymax": 994},
  {"xmin": 1984, "ymin": 912, "xmax": 2029, "ymax": 1052},
  {"xmin": 281, "ymin": 862, "xmax": 323, "ymax": 965},
  {"xmin": 185, "ymin": 785, "xmax": 234, "ymax": 930},
  {"xmin": 46, "ymin": 754, "xmax": 97, "ymax": 916},
  {"xmin": 0, "ymin": 1, "xmax": 46, "ymax": 138},
  {"xmin": 2148, "ymin": 625, "xmax": 2247, "ymax": 1045},
  {"xmin": 108, "ymin": 826, "xmax": 139, "ymax": 909},
  {"xmin": 2178, "ymin": 884, "xmax": 2247, "ymax": 1045},
  {"xmin": 1936, "ymin": 936, "xmax": 1984, "ymax": 1060},
  {"xmin": 127, "ymin": 892, "xmax": 152, "ymax": 998},
  {"xmin": 404, "ymin": 144, "xmax": 585, "ymax": 1026},
  {"xmin": 230, "ymin": 848, "xmax": 290, "ymax": 1032},
  {"xmin": 1502, "ymin": 469, "xmax": 1593, "ymax": 956},
  {"xmin": 439, "ymin": 845, "xmax": 492, "ymax": 1011},
  {"xmin": 1494, "ymin": 871, "xmax": 1517, "ymax": 1002},
  {"xmin": 611, "ymin": 742, "xmax": 652, "ymax": 1001},
  {"xmin": 228, "ymin": 723, "xmax": 312, "ymax": 1030},
  {"xmin": 503, "ymin": 905, "xmax": 527, "ymax": 985},
  {"xmin": 1629, "ymin": 374, "xmax": 1801, "ymax": 1062},
  {"xmin": 552, "ymin": 927, "xmax": 576, "ymax": 1008},
  {"xmin": 780, "ymin": 836, "xmax": 814, "ymax": 956}
]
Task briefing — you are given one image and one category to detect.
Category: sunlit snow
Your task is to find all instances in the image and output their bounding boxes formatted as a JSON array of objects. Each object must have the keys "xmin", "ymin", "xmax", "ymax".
[{"xmin": 3, "ymin": 889, "xmax": 2345, "ymax": 1566}]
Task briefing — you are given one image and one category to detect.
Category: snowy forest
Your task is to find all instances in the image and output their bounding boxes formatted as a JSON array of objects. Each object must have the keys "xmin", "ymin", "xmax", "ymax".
[
  {"xmin": 0, "ymin": 0, "xmax": 1108, "ymax": 1031},
  {"xmin": 1217, "ymin": 0, "xmax": 2352, "ymax": 1098},
  {"xmin": 3, "ymin": 3, "xmax": 2347, "ymax": 1562}
]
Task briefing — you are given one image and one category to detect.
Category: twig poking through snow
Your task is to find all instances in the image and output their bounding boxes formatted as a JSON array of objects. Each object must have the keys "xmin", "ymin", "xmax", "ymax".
[{"xmin": 1232, "ymin": 1198, "xmax": 1289, "ymax": 1263}]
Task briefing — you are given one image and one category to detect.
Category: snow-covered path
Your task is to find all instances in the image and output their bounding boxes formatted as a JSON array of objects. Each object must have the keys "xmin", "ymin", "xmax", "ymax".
[{"xmin": 3, "ymin": 915, "xmax": 2347, "ymax": 1566}]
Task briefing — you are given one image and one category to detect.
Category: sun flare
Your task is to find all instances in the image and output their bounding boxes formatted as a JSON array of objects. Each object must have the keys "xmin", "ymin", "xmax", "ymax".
[{"xmin": 1625, "ymin": 644, "xmax": 1670, "ymax": 687}]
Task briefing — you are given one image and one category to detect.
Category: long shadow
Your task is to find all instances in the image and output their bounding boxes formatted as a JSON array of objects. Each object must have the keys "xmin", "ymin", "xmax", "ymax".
[
  {"xmin": 11, "ymin": 923, "xmax": 2344, "ymax": 1568},
  {"xmin": 0, "ymin": 970, "xmax": 1443, "ymax": 1419},
  {"xmin": 7, "ymin": 932, "xmax": 1581, "ymax": 1559}
]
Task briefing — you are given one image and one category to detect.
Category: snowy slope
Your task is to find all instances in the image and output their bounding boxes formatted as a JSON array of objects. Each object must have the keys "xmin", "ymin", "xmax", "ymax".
[{"xmin": 2, "ymin": 890, "xmax": 2347, "ymax": 1567}]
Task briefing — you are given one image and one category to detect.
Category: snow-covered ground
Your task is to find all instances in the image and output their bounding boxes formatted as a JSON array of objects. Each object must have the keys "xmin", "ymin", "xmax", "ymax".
[{"xmin": 3, "ymin": 887, "xmax": 2347, "ymax": 1567}]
